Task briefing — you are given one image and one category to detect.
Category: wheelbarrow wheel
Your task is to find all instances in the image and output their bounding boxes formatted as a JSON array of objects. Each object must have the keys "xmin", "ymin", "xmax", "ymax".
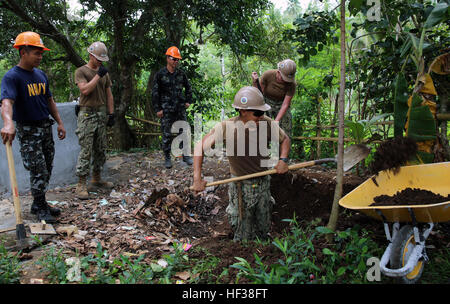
[{"xmin": 390, "ymin": 225, "xmax": 424, "ymax": 284}]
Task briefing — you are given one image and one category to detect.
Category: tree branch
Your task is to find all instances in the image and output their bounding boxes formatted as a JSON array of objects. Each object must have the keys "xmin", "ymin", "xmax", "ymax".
[{"xmin": 2, "ymin": 0, "xmax": 85, "ymax": 67}]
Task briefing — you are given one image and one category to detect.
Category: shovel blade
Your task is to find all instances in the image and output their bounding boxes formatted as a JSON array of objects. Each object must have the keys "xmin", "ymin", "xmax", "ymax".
[
  {"xmin": 29, "ymin": 223, "xmax": 57, "ymax": 235},
  {"xmin": 341, "ymin": 144, "xmax": 371, "ymax": 172}
]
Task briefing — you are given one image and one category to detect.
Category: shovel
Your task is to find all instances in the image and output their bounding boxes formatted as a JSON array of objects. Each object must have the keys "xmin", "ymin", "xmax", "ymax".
[
  {"xmin": 192, "ymin": 144, "xmax": 370, "ymax": 189},
  {"xmin": 5, "ymin": 141, "xmax": 28, "ymax": 248},
  {"xmin": 5, "ymin": 142, "xmax": 56, "ymax": 250}
]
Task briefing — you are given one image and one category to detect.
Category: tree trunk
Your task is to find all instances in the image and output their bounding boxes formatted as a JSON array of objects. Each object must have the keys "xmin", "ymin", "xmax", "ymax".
[
  {"xmin": 144, "ymin": 68, "xmax": 161, "ymax": 148},
  {"xmin": 111, "ymin": 61, "xmax": 137, "ymax": 150},
  {"xmin": 108, "ymin": 3, "xmax": 137, "ymax": 151},
  {"xmin": 330, "ymin": 94, "xmax": 339, "ymax": 155},
  {"xmin": 327, "ymin": 0, "xmax": 346, "ymax": 233},
  {"xmin": 316, "ymin": 96, "xmax": 322, "ymax": 159}
]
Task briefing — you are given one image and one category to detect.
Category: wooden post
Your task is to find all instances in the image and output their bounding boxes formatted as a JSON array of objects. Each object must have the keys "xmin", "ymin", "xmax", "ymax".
[{"xmin": 327, "ymin": 0, "xmax": 346, "ymax": 234}]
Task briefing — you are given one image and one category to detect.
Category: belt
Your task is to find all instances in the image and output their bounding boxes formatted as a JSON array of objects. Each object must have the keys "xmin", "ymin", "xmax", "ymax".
[
  {"xmin": 18, "ymin": 118, "xmax": 53, "ymax": 127},
  {"xmin": 79, "ymin": 105, "xmax": 105, "ymax": 112}
]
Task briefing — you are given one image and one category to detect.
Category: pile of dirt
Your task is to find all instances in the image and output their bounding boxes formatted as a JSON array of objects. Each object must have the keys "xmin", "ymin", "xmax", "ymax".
[
  {"xmin": 370, "ymin": 188, "xmax": 450, "ymax": 207},
  {"xmin": 270, "ymin": 167, "xmax": 365, "ymax": 233},
  {"xmin": 369, "ymin": 137, "xmax": 418, "ymax": 175}
]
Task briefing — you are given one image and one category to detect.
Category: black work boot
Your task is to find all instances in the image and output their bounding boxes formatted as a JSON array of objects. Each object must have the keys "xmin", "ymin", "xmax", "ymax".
[
  {"xmin": 31, "ymin": 194, "xmax": 61, "ymax": 217},
  {"xmin": 164, "ymin": 152, "xmax": 172, "ymax": 169},
  {"xmin": 182, "ymin": 155, "xmax": 193, "ymax": 165},
  {"xmin": 33, "ymin": 195, "xmax": 57, "ymax": 223}
]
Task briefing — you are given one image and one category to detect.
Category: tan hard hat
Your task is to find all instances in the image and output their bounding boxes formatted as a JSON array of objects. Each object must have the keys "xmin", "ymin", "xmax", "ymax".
[
  {"xmin": 87, "ymin": 41, "xmax": 109, "ymax": 62},
  {"xmin": 278, "ymin": 59, "xmax": 296, "ymax": 83},
  {"xmin": 232, "ymin": 86, "xmax": 271, "ymax": 111}
]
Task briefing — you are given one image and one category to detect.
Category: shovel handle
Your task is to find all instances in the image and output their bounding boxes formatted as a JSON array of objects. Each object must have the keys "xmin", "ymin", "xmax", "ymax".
[
  {"xmin": 193, "ymin": 158, "xmax": 336, "ymax": 189},
  {"xmin": 5, "ymin": 142, "xmax": 23, "ymax": 225}
]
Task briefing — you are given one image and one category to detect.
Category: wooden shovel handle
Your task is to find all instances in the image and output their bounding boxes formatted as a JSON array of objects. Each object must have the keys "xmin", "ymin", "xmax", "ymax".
[
  {"xmin": 200, "ymin": 158, "xmax": 336, "ymax": 188},
  {"xmin": 5, "ymin": 142, "xmax": 23, "ymax": 225}
]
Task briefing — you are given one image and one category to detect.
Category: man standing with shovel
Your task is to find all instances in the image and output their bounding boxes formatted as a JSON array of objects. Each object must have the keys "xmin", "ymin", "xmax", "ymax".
[
  {"xmin": 192, "ymin": 86, "xmax": 291, "ymax": 241},
  {"xmin": 1, "ymin": 31, "xmax": 66, "ymax": 223}
]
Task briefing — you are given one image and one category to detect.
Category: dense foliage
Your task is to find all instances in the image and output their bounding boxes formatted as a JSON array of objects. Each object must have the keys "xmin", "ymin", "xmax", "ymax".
[{"xmin": 0, "ymin": 0, "xmax": 448, "ymax": 158}]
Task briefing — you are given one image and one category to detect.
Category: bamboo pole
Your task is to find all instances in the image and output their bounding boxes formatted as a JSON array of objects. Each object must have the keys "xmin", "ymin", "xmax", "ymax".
[
  {"xmin": 437, "ymin": 113, "xmax": 450, "ymax": 121},
  {"xmin": 292, "ymin": 136, "xmax": 352, "ymax": 142},
  {"xmin": 126, "ymin": 115, "xmax": 161, "ymax": 126},
  {"xmin": 135, "ymin": 132, "xmax": 162, "ymax": 136},
  {"xmin": 303, "ymin": 121, "xmax": 393, "ymax": 129}
]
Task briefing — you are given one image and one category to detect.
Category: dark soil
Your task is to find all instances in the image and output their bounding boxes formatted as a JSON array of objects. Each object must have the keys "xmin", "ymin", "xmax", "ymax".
[
  {"xmin": 369, "ymin": 137, "xmax": 418, "ymax": 175},
  {"xmin": 371, "ymin": 188, "xmax": 450, "ymax": 206},
  {"xmin": 270, "ymin": 167, "xmax": 365, "ymax": 232}
]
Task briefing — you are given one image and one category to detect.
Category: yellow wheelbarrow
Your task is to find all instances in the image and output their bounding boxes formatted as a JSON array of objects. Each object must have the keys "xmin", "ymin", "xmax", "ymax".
[{"xmin": 339, "ymin": 162, "xmax": 450, "ymax": 283}]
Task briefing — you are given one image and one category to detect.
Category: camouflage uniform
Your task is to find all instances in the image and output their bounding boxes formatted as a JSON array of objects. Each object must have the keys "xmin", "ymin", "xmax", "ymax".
[
  {"xmin": 226, "ymin": 175, "xmax": 275, "ymax": 241},
  {"xmin": 16, "ymin": 119, "xmax": 55, "ymax": 198},
  {"xmin": 264, "ymin": 96, "xmax": 292, "ymax": 138},
  {"xmin": 152, "ymin": 67, "xmax": 192, "ymax": 155},
  {"xmin": 75, "ymin": 106, "xmax": 107, "ymax": 177}
]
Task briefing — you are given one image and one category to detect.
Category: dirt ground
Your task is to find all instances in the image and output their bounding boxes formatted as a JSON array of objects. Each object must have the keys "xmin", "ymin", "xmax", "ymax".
[{"xmin": 1, "ymin": 150, "xmax": 448, "ymax": 283}]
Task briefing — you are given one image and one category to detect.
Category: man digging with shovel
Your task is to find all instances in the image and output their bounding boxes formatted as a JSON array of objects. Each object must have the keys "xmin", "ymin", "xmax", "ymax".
[
  {"xmin": 1, "ymin": 32, "xmax": 66, "ymax": 223},
  {"xmin": 192, "ymin": 86, "xmax": 291, "ymax": 241}
]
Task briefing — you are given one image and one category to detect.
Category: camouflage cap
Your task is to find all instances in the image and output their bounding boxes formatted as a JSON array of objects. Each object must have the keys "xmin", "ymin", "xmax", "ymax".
[{"xmin": 278, "ymin": 59, "xmax": 296, "ymax": 83}]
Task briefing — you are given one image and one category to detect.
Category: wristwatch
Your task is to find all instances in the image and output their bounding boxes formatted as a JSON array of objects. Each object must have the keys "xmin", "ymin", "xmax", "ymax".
[{"xmin": 279, "ymin": 157, "xmax": 289, "ymax": 163}]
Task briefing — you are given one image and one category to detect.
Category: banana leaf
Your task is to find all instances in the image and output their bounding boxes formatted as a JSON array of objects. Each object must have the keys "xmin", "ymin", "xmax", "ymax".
[
  {"xmin": 406, "ymin": 96, "xmax": 436, "ymax": 142},
  {"xmin": 416, "ymin": 151, "xmax": 435, "ymax": 164},
  {"xmin": 344, "ymin": 120, "xmax": 364, "ymax": 144},
  {"xmin": 393, "ymin": 73, "xmax": 409, "ymax": 137},
  {"xmin": 424, "ymin": 2, "xmax": 449, "ymax": 28}
]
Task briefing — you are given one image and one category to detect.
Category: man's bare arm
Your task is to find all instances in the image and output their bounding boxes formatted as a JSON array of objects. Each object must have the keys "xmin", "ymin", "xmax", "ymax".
[{"xmin": 0, "ymin": 99, "xmax": 15, "ymax": 144}]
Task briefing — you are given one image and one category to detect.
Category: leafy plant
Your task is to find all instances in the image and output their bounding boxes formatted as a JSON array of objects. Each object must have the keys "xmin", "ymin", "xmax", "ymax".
[
  {"xmin": 230, "ymin": 217, "xmax": 382, "ymax": 284},
  {"xmin": 36, "ymin": 246, "xmax": 69, "ymax": 284},
  {"xmin": 345, "ymin": 113, "xmax": 392, "ymax": 144},
  {"xmin": 315, "ymin": 225, "xmax": 382, "ymax": 283},
  {"xmin": 115, "ymin": 254, "xmax": 154, "ymax": 284},
  {"xmin": 231, "ymin": 216, "xmax": 320, "ymax": 284},
  {"xmin": 0, "ymin": 243, "xmax": 22, "ymax": 284},
  {"xmin": 188, "ymin": 247, "xmax": 222, "ymax": 283}
]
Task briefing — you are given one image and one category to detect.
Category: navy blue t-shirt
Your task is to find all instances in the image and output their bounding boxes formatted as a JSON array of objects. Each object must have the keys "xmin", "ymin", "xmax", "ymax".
[{"xmin": 1, "ymin": 66, "xmax": 52, "ymax": 122}]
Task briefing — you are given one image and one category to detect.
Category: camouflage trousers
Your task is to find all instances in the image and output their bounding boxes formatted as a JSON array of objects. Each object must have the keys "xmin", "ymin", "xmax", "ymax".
[
  {"xmin": 265, "ymin": 96, "xmax": 292, "ymax": 138},
  {"xmin": 75, "ymin": 108, "xmax": 107, "ymax": 177},
  {"xmin": 226, "ymin": 175, "xmax": 275, "ymax": 241},
  {"xmin": 16, "ymin": 120, "xmax": 55, "ymax": 198},
  {"xmin": 160, "ymin": 110, "xmax": 188, "ymax": 155}
]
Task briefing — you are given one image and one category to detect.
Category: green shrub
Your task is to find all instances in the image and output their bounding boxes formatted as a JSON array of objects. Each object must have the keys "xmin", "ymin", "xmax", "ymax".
[{"xmin": 0, "ymin": 243, "xmax": 22, "ymax": 284}]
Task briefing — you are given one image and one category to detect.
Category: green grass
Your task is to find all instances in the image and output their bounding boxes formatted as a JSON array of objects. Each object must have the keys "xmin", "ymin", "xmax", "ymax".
[{"xmin": 0, "ymin": 242, "xmax": 22, "ymax": 284}]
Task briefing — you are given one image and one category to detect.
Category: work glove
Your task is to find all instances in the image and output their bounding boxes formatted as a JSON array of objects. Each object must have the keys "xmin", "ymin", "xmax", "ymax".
[
  {"xmin": 107, "ymin": 113, "xmax": 115, "ymax": 127},
  {"xmin": 98, "ymin": 65, "xmax": 108, "ymax": 77}
]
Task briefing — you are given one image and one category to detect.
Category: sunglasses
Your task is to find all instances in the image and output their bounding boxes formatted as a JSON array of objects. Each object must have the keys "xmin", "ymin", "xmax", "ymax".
[
  {"xmin": 251, "ymin": 110, "xmax": 265, "ymax": 117},
  {"xmin": 169, "ymin": 56, "xmax": 179, "ymax": 62}
]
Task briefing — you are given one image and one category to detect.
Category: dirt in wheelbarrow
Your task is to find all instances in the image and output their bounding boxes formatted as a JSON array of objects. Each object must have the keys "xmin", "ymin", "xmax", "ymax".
[
  {"xmin": 369, "ymin": 136, "xmax": 418, "ymax": 177},
  {"xmin": 370, "ymin": 188, "xmax": 450, "ymax": 207}
]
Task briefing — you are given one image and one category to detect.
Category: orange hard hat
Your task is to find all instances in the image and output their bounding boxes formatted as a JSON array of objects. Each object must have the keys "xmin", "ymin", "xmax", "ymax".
[
  {"xmin": 165, "ymin": 46, "xmax": 182, "ymax": 59},
  {"xmin": 13, "ymin": 31, "xmax": 50, "ymax": 51}
]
